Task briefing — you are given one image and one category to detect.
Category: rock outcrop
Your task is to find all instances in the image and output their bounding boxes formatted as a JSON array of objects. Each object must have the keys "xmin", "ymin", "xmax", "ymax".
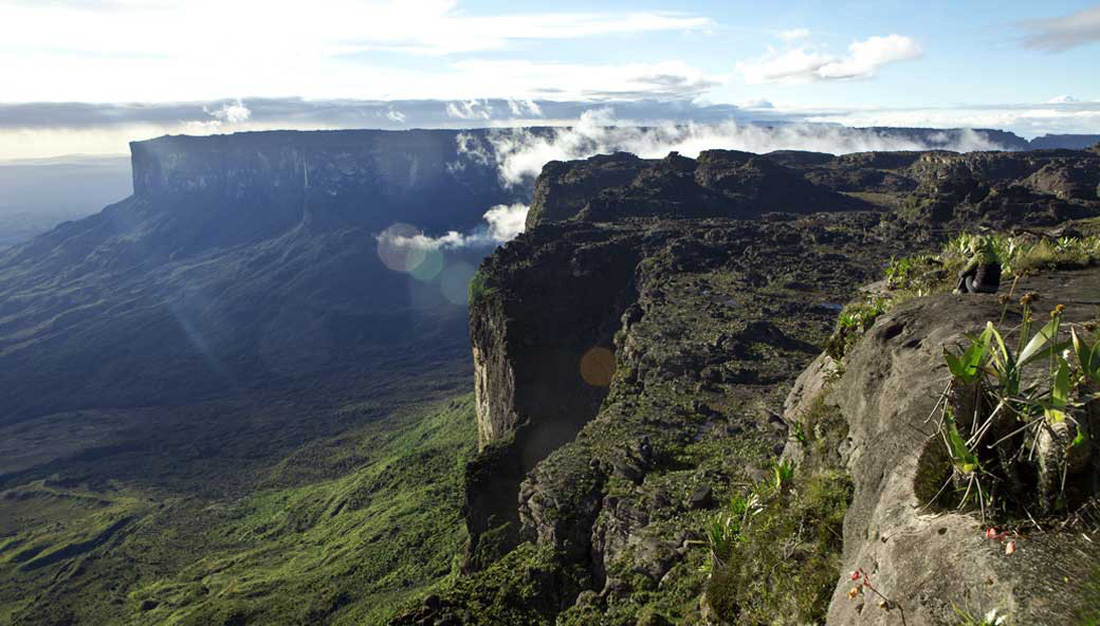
[
  {"xmin": 819, "ymin": 269, "xmax": 1100, "ymax": 624},
  {"xmin": 429, "ymin": 145, "xmax": 1100, "ymax": 624}
]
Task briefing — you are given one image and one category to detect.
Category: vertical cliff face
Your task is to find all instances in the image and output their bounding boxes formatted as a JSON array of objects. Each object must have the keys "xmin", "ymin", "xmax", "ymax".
[
  {"xmin": 130, "ymin": 129, "xmax": 515, "ymax": 234},
  {"xmin": 460, "ymin": 149, "xmax": 888, "ymax": 574},
  {"xmin": 463, "ymin": 222, "xmax": 644, "ymax": 569},
  {"xmin": 0, "ymin": 129, "xmax": 523, "ymax": 423}
]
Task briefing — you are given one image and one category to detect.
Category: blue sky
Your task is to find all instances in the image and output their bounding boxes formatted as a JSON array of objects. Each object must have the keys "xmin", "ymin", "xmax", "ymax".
[{"xmin": 1, "ymin": 0, "xmax": 1098, "ymax": 158}]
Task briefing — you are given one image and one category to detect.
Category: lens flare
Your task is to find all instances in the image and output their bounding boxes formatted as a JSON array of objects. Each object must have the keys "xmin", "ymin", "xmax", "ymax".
[
  {"xmin": 580, "ymin": 346, "xmax": 616, "ymax": 387},
  {"xmin": 440, "ymin": 262, "xmax": 476, "ymax": 306},
  {"xmin": 410, "ymin": 247, "xmax": 445, "ymax": 282},
  {"xmin": 377, "ymin": 223, "xmax": 427, "ymax": 273}
]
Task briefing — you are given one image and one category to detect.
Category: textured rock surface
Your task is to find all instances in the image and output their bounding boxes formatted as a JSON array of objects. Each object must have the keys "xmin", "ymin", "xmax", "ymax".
[
  {"xmin": 825, "ymin": 269, "xmax": 1100, "ymax": 625},
  {"xmin": 406, "ymin": 145, "xmax": 1100, "ymax": 624}
]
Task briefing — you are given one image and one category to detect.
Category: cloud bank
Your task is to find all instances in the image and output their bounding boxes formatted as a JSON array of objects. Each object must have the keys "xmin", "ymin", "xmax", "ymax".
[
  {"xmin": 462, "ymin": 108, "xmax": 1009, "ymax": 187},
  {"xmin": 1, "ymin": 96, "xmax": 1096, "ymax": 161}
]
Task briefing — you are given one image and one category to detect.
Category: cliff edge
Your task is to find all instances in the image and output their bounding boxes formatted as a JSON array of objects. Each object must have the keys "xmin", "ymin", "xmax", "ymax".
[{"xmin": 397, "ymin": 146, "xmax": 1100, "ymax": 625}]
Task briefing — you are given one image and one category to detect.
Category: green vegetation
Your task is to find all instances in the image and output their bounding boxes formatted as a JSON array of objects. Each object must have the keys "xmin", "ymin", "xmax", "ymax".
[
  {"xmin": 826, "ymin": 231, "xmax": 1100, "ymax": 361},
  {"xmin": 705, "ymin": 469, "xmax": 851, "ymax": 624},
  {"xmin": 825, "ymin": 296, "xmax": 891, "ymax": 360},
  {"xmin": 925, "ymin": 298, "xmax": 1100, "ymax": 519},
  {"xmin": 705, "ymin": 392, "xmax": 852, "ymax": 625},
  {"xmin": 0, "ymin": 394, "xmax": 478, "ymax": 625},
  {"xmin": 944, "ymin": 232, "xmax": 1100, "ymax": 279},
  {"xmin": 409, "ymin": 542, "xmax": 591, "ymax": 626},
  {"xmin": 468, "ymin": 268, "xmax": 493, "ymax": 306},
  {"xmin": 952, "ymin": 605, "xmax": 1008, "ymax": 626},
  {"xmin": 1079, "ymin": 566, "xmax": 1100, "ymax": 626}
]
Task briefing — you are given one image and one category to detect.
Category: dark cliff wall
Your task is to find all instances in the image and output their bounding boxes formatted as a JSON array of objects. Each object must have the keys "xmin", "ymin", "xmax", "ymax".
[
  {"xmin": 524, "ymin": 150, "xmax": 861, "ymax": 230},
  {"xmin": 464, "ymin": 223, "xmax": 643, "ymax": 570},
  {"xmin": 130, "ymin": 129, "xmax": 518, "ymax": 233},
  {"xmin": 440, "ymin": 145, "xmax": 1100, "ymax": 623}
]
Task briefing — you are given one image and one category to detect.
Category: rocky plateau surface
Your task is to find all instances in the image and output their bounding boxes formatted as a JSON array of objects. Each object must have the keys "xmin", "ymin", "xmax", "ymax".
[{"xmin": 397, "ymin": 145, "xmax": 1100, "ymax": 625}]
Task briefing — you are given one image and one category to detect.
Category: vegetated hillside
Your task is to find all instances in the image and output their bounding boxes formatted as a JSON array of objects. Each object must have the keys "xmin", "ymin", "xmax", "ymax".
[
  {"xmin": 397, "ymin": 145, "xmax": 1100, "ymax": 624},
  {"xmin": 2, "ymin": 392, "xmax": 478, "ymax": 625},
  {"xmin": 0, "ymin": 129, "xmax": 527, "ymax": 625}
]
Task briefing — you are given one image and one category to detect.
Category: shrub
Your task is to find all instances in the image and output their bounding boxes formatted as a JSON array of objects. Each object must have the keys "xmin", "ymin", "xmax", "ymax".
[
  {"xmin": 705, "ymin": 470, "xmax": 851, "ymax": 625},
  {"xmin": 468, "ymin": 269, "xmax": 493, "ymax": 305},
  {"xmin": 825, "ymin": 297, "xmax": 890, "ymax": 360}
]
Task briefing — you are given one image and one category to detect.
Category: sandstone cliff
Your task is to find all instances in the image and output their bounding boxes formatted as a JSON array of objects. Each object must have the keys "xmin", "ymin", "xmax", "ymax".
[{"xmin": 815, "ymin": 268, "xmax": 1100, "ymax": 624}]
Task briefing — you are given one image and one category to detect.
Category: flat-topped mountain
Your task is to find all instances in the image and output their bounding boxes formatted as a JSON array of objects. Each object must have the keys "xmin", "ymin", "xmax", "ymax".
[
  {"xmin": 0, "ymin": 128, "xmax": 531, "ymax": 625},
  {"xmin": 3, "ymin": 127, "xmax": 1099, "ymax": 625},
  {"xmin": 0, "ymin": 129, "xmax": 523, "ymax": 423}
]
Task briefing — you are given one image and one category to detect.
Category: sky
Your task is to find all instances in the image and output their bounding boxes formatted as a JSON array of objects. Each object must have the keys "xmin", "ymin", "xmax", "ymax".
[{"xmin": 1, "ymin": 0, "xmax": 1099, "ymax": 159}]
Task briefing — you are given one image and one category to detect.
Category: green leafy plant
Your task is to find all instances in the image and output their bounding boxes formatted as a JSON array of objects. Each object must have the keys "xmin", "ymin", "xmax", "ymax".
[
  {"xmin": 826, "ymin": 297, "xmax": 891, "ymax": 360},
  {"xmin": 704, "ymin": 492, "xmax": 763, "ymax": 571},
  {"xmin": 944, "ymin": 232, "xmax": 1100, "ymax": 279},
  {"xmin": 773, "ymin": 459, "xmax": 796, "ymax": 492},
  {"xmin": 933, "ymin": 302, "xmax": 1100, "ymax": 518},
  {"xmin": 467, "ymin": 269, "xmax": 492, "ymax": 305},
  {"xmin": 1074, "ymin": 327, "xmax": 1100, "ymax": 385},
  {"xmin": 792, "ymin": 422, "xmax": 808, "ymax": 445}
]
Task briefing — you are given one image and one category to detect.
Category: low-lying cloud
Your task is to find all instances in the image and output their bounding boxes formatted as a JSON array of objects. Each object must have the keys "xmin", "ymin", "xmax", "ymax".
[
  {"xmin": 462, "ymin": 108, "xmax": 1008, "ymax": 187},
  {"xmin": 378, "ymin": 203, "xmax": 530, "ymax": 250},
  {"xmin": 187, "ymin": 100, "xmax": 252, "ymax": 132}
]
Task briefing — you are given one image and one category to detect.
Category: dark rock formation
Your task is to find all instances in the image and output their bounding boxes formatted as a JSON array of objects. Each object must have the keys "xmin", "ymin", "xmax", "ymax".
[
  {"xmin": 524, "ymin": 150, "xmax": 861, "ymax": 230},
  {"xmin": 1028, "ymin": 134, "xmax": 1100, "ymax": 151},
  {"xmin": 441, "ymin": 145, "xmax": 1100, "ymax": 624}
]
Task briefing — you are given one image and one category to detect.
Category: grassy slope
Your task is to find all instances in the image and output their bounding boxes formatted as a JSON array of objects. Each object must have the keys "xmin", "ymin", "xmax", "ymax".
[{"xmin": 0, "ymin": 393, "xmax": 476, "ymax": 626}]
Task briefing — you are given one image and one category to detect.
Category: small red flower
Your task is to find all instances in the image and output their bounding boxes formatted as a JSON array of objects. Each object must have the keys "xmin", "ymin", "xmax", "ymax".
[
  {"xmin": 985, "ymin": 527, "xmax": 997, "ymax": 539},
  {"xmin": 1005, "ymin": 541, "xmax": 1016, "ymax": 555}
]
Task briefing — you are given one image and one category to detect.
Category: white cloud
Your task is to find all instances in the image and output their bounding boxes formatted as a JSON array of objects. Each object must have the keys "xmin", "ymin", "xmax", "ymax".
[
  {"xmin": 386, "ymin": 109, "xmax": 407, "ymax": 122},
  {"xmin": 461, "ymin": 108, "xmax": 1008, "ymax": 188},
  {"xmin": 206, "ymin": 100, "xmax": 252, "ymax": 124},
  {"xmin": 482, "ymin": 203, "xmax": 529, "ymax": 242},
  {"xmin": 378, "ymin": 203, "xmax": 530, "ymax": 250},
  {"xmin": 737, "ymin": 34, "xmax": 922, "ymax": 84},
  {"xmin": 1047, "ymin": 95, "xmax": 1079, "ymax": 104},
  {"xmin": 507, "ymin": 98, "xmax": 543, "ymax": 117},
  {"xmin": 1021, "ymin": 6, "xmax": 1100, "ymax": 51},
  {"xmin": 446, "ymin": 100, "xmax": 494, "ymax": 120},
  {"xmin": 186, "ymin": 100, "xmax": 252, "ymax": 132},
  {"xmin": 0, "ymin": 1, "xmax": 713, "ymax": 102},
  {"xmin": 778, "ymin": 28, "xmax": 811, "ymax": 41}
]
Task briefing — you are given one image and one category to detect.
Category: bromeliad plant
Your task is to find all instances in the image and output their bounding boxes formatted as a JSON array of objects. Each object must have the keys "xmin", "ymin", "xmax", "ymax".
[
  {"xmin": 932, "ymin": 299, "xmax": 1100, "ymax": 518},
  {"xmin": 704, "ymin": 491, "xmax": 763, "ymax": 571}
]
